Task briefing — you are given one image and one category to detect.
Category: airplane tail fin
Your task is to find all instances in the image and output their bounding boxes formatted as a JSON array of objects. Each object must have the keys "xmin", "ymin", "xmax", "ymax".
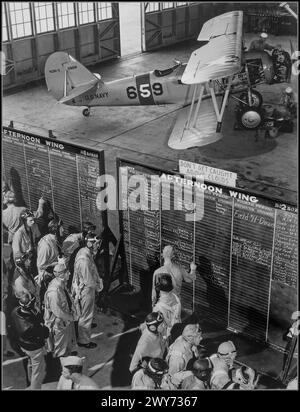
[{"xmin": 45, "ymin": 52, "xmax": 99, "ymax": 101}]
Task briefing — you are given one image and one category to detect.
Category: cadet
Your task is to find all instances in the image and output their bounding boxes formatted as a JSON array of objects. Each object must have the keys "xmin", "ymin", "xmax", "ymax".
[
  {"xmin": 44, "ymin": 261, "xmax": 77, "ymax": 358},
  {"xmin": 129, "ymin": 311, "xmax": 167, "ymax": 374},
  {"xmin": 166, "ymin": 322, "xmax": 203, "ymax": 375},
  {"xmin": 36, "ymin": 218, "xmax": 64, "ymax": 305},
  {"xmin": 209, "ymin": 341, "xmax": 237, "ymax": 389},
  {"xmin": 152, "ymin": 245, "xmax": 197, "ymax": 306},
  {"xmin": 131, "ymin": 358, "xmax": 170, "ymax": 389},
  {"xmin": 13, "ymin": 253, "xmax": 40, "ymax": 308},
  {"xmin": 72, "ymin": 233, "xmax": 103, "ymax": 348},
  {"xmin": 152, "ymin": 273, "xmax": 181, "ymax": 339},
  {"xmin": 12, "ymin": 209, "xmax": 41, "ymax": 273},
  {"xmin": 62, "ymin": 221, "xmax": 96, "ymax": 288},
  {"xmin": 11, "ymin": 294, "xmax": 49, "ymax": 389},
  {"xmin": 3, "ymin": 191, "xmax": 45, "ymax": 245},
  {"xmin": 180, "ymin": 358, "xmax": 212, "ymax": 389},
  {"xmin": 57, "ymin": 356, "xmax": 99, "ymax": 390}
]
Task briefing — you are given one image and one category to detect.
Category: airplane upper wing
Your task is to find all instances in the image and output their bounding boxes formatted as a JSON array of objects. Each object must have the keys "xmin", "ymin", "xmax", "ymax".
[{"xmin": 181, "ymin": 11, "xmax": 243, "ymax": 84}]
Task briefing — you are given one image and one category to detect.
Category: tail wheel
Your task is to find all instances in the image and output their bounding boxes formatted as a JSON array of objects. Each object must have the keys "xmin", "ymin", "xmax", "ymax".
[
  {"xmin": 239, "ymin": 90, "xmax": 263, "ymax": 108},
  {"xmin": 239, "ymin": 108, "xmax": 262, "ymax": 130},
  {"xmin": 83, "ymin": 108, "xmax": 90, "ymax": 117}
]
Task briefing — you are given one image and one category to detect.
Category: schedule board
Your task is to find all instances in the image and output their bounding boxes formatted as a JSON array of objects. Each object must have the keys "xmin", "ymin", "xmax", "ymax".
[
  {"xmin": 2, "ymin": 126, "xmax": 105, "ymax": 236},
  {"xmin": 117, "ymin": 158, "xmax": 298, "ymax": 348}
]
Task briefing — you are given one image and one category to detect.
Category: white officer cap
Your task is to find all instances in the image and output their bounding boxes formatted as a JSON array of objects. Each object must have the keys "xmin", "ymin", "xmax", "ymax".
[
  {"xmin": 60, "ymin": 356, "xmax": 85, "ymax": 367},
  {"xmin": 285, "ymin": 87, "xmax": 293, "ymax": 94},
  {"xmin": 260, "ymin": 32, "xmax": 268, "ymax": 39}
]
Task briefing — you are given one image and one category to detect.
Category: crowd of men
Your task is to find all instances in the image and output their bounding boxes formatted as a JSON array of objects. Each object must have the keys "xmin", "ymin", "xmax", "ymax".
[
  {"xmin": 2, "ymin": 187, "xmax": 103, "ymax": 389},
  {"xmin": 2, "ymin": 186, "xmax": 297, "ymax": 390}
]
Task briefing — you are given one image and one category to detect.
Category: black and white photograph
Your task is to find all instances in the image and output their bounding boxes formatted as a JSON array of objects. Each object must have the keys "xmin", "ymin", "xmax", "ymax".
[{"xmin": 1, "ymin": 1, "xmax": 298, "ymax": 395}]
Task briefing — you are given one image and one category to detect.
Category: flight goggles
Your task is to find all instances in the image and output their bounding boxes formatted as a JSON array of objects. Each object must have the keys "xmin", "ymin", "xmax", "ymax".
[
  {"xmin": 218, "ymin": 350, "xmax": 237, "ymax": 356},
  {"xmin": 147, "ymin": 361, "xmax": 168, "ymax": 375},
  {"xmin": 146, "ymin": 312, "xmax": 164, "ymax": 326},
  {"xmin": 21, "ymin": 209, "xmax": 34, "ymax": 219}
]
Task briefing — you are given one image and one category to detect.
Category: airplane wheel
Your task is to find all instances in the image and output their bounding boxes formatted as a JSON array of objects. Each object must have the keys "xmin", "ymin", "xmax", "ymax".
[
  {"xmin": 83, "ymin": 108, "xmax": 90, "ymax": 117},
  {"xmin": 239, "ymin": 108, "xmax": 262, "ymax": 130}
]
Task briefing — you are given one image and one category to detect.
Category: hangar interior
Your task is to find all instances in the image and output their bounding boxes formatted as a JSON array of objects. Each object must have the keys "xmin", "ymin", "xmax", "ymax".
[{"xmin": 2, "ymin": 2, "xmax": 298, "ymax": 390}]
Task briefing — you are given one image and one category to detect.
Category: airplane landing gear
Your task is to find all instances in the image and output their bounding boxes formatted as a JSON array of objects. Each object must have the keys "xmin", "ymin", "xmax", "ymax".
[
  {"xmin": 239, "ymin": 90, "xmax": 263, "ymax": 108},
  {"xmin": 83, "ymin": 107, "xmax": 90, "ymax": 117}
]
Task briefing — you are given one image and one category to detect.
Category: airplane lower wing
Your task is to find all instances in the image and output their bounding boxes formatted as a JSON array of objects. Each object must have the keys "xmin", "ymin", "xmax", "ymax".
[
  {"xmin": 168, "ymin": 11, "xmax": 244, "ymax": 149},
  {"xmin": 168, "ymin": 93, "xmax": 224, "ymax": 150}
]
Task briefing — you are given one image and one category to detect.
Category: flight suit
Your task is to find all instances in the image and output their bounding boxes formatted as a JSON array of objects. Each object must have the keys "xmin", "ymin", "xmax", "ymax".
[
  {"xmin": 2, "ymin": 205, "xmax": 26, "ymax": 244},
  {"xmin": 72, "ymin": 247, "xmax": 103, "ymax": 344},
  {"xmin": 62, "ymin": 232, "xmax": 84, "ymax": 268},
  {"xmin": 129, "ymin": 328, "xmax": 167, "ymax": 373},
  {"xmin": 152, "ymin": 262, "xmax": 195, "ymax": 305},
  {"xmin": 153, "ymin": 291, "xmax": 181, "ymax": 338},
  {"xmin": 44, "ymin": 277, "xmax": 76, "ymax": 357},
  {"xmin": 180, "ymin": 373, "xmax": 208, "ymax": 390},
  {"xmin": 209, "ymin": 354, "xmax": 231, "ymax": 390},
  {"xmin": 166, "ymin": 335, "xmax": 199, "ymax": 375},
  {"xmin": 12, "ymin": 224, "xmax": 41, "ymax": 261},
  {"xmin": 37, "ymin": 233, "xmax": 60, "ymax": 277},
  {"xmin": 13, "ymin": 266, "xmax": 40, "ymax": 308},
  {"xmin": 131, "ymin": 369, "xmax": 178, "ymax": 390}
]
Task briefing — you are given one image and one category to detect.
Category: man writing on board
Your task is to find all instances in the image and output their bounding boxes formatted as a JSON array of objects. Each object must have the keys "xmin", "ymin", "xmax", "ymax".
[{"xmin": 151, "ymin": 245, "xmax": 197, "ymax": 307}]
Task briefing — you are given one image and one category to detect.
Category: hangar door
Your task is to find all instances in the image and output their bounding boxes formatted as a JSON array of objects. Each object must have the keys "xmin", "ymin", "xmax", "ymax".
[{"xmin": 142, "ymin": 2, "xmax": 218, "ymax": 51}]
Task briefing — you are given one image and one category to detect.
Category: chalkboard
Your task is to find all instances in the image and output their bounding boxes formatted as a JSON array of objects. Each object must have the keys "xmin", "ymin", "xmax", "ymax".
[
  {"xmin": 194, "ymin": 191, "xmax": 233, "ymax": 325},
  {"xmin": 120, "ymin": 165, "xmax": 161, "ymax": 310},
  {"xmin": 118, "ymin": 159, "xmax": 298, "ymax": 347},
  {"xmin": 2, "ymin": 127, "xmax": 105, "ymax": 236},
  {"xmin": 272, "ymin": 210, "xmax": 297, "ymax": 288},
  {"xmin": 230, "ymin": 201, "xmax": 275, "ymax": 341}
]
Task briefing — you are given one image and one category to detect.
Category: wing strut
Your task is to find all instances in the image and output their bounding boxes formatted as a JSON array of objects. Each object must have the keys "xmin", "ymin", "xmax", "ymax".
[
  {"xmin": 184, "ymin": 75, "xmax": 233, "ymax": 137},
  {"xmin": 208, "ymin": 76, "xmax": 233, "ymax": 132}
]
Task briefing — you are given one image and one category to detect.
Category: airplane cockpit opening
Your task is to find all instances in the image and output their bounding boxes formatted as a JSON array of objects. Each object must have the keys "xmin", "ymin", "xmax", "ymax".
[{"xmin": 153, "ymin": 62, "xmax": 182, "ymax": 77}]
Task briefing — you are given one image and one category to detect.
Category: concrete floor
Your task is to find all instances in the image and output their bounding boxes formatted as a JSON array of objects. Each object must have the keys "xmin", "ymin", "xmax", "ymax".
[
  {"xmin": 2, "ymin": 32, "xmax": 298, "ymax": 390},
  {"xmin": 3, "ymin": 33, "xmax": 298, "ymax": 239}
]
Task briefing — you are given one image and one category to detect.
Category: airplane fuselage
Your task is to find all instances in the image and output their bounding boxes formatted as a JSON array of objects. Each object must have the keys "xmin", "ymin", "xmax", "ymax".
[
  {"xmin": 66, "ymin": 64, "xmax": 196, "ymax": 107},
  {"xmin": 66, "ymin": 49, "xmax": 274, "ymax": 109}
]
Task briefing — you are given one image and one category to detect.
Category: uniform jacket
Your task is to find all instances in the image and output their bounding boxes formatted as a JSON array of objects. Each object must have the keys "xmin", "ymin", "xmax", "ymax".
[
  {"xmin": 62, "ymin": 233, "xmax": 84, "ymax": 266},
  {"xmin": 11, "ymin": 306, "xmax": 49, "ymax": 351},
  {"xmin": 152, "ymin": 262, "xmax": 195, "ymax": 304},
  {"xmin": 153, "ymin": 291, "xmax": 181, "ymax": 337},
  {"xmin": 12, "ymin": 224, "xmax": 41, "ymax": 260},
  {"xmin": 129, "ymin": 328, "xmax": 167, "ymax": 373},
  {"xmin": 13, "ymin": 266, "xmax": 40, "ymax": 307},
  {"xmin": 180, "ymin": 373, "xmax": 208, "ymax": 389},
  {"xmin": 37, "ymin": 233, "xmax": 60, "ymax": 275},
  {"xmin": 2, "ymin": 205, "xmax": 26, "ymax": 244},
  {"xmin": 166, "ymin": 335, "xmax": 198, "ymax": 374},
  {"xmin": 72, "ymin": 247, "xmax": 103, "ymax": 293},
  {"xmin": 44, "ymin": 277, "xmax": 76, "ymax": 330},
  {"xmin": 131, "ymin": 369, "xmax": 179, "ymax": 390}
]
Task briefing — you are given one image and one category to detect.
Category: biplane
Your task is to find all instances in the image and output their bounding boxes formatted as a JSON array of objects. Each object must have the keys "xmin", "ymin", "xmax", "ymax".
[{"xmin": 45, "ymin": 11, "xmax": 278, "ymax": 149}]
